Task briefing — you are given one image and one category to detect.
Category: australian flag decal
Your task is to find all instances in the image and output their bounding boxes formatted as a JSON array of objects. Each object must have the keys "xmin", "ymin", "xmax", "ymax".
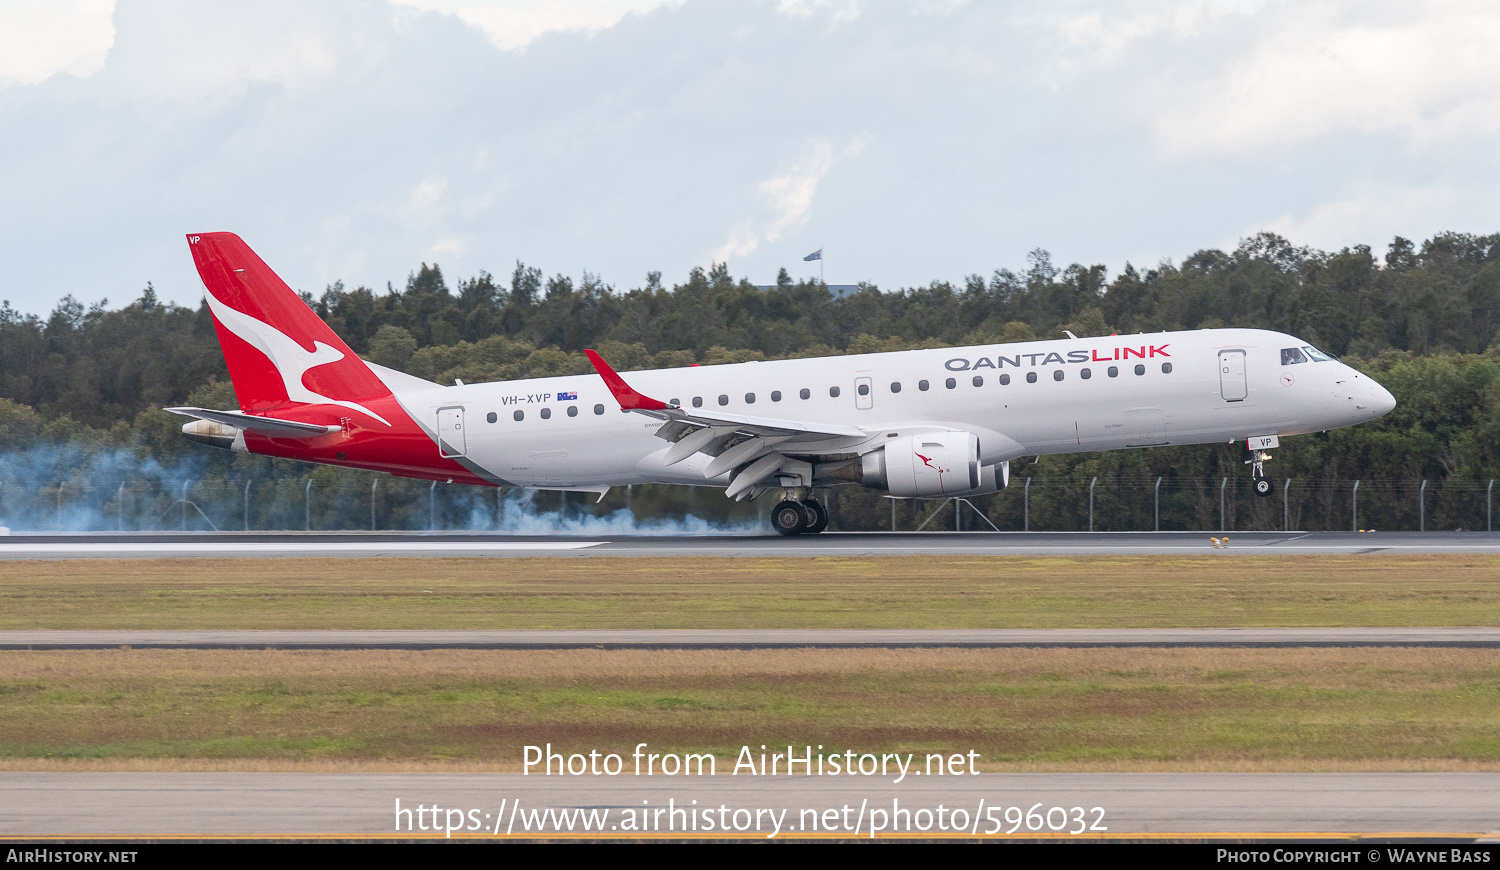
[{"xmin": 558, "ymin": 391, "xmax": 578, "ymax": 401}]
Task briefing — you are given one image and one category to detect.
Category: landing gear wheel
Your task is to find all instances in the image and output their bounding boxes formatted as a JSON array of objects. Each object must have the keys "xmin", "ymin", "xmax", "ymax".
[
  {"xmin": 1253, "ymin": 477, "xmax": 1274, "ymax": 498},
  {"xmin": 801, "ymin": 499, "xmax": 829, "ymax": 534},
  {"xmin": 771, "ymin": 500, "xmax": 808, "ymax": 536}
]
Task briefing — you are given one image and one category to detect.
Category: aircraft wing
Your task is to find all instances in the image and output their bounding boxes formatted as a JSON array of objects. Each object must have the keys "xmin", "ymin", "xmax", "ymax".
[
  {"xmin": 583, "ymin": 350, "xmax": 869, "ymax": 476},
  {"xmin": 165, "ymin": 407, "xmax": 340, "ymax": 438}
]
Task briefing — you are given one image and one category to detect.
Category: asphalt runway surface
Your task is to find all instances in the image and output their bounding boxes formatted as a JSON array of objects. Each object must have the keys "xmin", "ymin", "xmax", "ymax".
[
  {"xmin": 3, "ymin": 772, "xmax": 1498, "ymax": 839},
  {"xmin": 5, "ymin": 628, "xmax": 1499, "ymax": 650},
  {"xmin": 2, "ymin": 530, "xmax": 1500, "ymax": 558}
]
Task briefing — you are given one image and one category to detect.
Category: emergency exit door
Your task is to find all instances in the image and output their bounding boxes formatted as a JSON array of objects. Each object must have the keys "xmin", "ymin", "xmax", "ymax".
[
  {"xmin": 854, "ymin": 376, "xmax": 874, "ymax": 410},
  {"xmin": 1218, "ymin": 350, "xmax": 1247, "ymax": 402},
  {"xmin": 437, "ymin": 407, "xmax": 467, "ymax": 457}
]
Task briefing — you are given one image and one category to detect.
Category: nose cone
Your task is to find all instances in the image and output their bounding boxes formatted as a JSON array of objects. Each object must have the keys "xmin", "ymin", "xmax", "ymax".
[{"xmin": 1367, "ymin": 379, "xmax": 1396, "ymax": 419}]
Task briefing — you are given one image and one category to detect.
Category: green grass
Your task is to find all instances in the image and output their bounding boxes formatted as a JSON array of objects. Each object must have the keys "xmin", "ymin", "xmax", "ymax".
[
  {"xmin": 2, "ymin": 648, "xmax": 1498, "ymax": 770},
  {"xmin": 1, "ymin": 555, "xmax": 1498, "ymax": 629}
]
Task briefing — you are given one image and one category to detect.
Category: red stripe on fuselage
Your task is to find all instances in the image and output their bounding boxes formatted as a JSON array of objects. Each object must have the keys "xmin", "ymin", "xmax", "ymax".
[{"xmin": 239, "ymin": 394, "xmax": 491, "ymax": 485}]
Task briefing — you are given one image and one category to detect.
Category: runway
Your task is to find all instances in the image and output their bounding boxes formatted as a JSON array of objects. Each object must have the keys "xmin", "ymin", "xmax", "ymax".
[
  {"xmin": 5, "ymin": 627, "xmax": 1499, "ymax": 650},
  {"xmin": 3, "ymin": 772, "xmax": 1498, "ymax": 839},
  {"xmin": 3, "ymin": 530, "xmax": 1500, "ymax": 558}
]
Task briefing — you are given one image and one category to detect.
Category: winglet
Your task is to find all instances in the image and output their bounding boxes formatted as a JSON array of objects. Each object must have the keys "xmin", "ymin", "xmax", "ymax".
[{"xmin": 584, "ymin": 349, "xmax": 672, "ymax": 411}]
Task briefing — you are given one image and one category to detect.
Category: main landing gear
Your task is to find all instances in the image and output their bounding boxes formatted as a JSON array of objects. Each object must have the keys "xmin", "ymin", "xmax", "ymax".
[
  {"xmin": 771, "ymin": 495, "xmax": 829, "ymax": 536},
  {"xmin": 1246, "ymin": 435, "xmax": 1278, "ymax": 498}
]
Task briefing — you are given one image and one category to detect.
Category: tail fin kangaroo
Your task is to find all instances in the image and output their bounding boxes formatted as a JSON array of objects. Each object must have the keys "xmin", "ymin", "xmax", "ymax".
[{"xmin": 187, "ymin": 232, "xmax": 393, "ymax": 426}]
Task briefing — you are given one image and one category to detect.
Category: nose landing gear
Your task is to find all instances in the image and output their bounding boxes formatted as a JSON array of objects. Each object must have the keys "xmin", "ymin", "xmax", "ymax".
[{"xmin": 1246, "ymin": 435, "xmax": 1279, "ymax": 498}]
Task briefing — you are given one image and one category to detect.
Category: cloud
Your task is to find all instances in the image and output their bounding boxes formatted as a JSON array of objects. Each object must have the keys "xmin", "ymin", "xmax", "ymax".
[
  {"xmin": 1, "ymin": 0, "xmax": 1499, "ymax": 318},
  {"xmin": 406, "ymin": 179, "xmax": 447, "ymax": 213},
  {"xmin": 395, "ymin": 0, "xmax": 679, "ymax": 50},
  {"xmin": 0, "ymin": 0, "xmax": 115, "ymax": 85},
  {"xmin": 1157, "ymin": 0, "xmax": 1500, "ymax": 156},
  {"xmin": 775, "ymin": 0, "xmax": 862, "ymax": 22},
  {"xmin": 1261, "ymin": 182, "xmax": 1468, "ymax": 257},
  {"xmin": 427, "ymin": 236, "xmax": 465, "ymax": 257},
  {"xmin": 711, "ymin": 138, "xmax": 862, "ymax": 264}
]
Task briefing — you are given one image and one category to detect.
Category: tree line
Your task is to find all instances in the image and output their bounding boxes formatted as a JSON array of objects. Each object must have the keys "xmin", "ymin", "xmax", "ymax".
[{"xmin": 1, "ymin": 230, "xmax": 1498, "ymax": 531}]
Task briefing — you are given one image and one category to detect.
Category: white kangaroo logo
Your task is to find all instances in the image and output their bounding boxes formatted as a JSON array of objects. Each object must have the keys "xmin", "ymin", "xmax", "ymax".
[{"xmin": 203, "ymin": 288, "xmax": 391, "ymax": 426}]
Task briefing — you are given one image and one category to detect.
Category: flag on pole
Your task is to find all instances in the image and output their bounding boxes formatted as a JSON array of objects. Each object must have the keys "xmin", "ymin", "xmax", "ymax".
[{"xmin": 803, "ymin": 249, "xmax": 822, "ymax": 262}]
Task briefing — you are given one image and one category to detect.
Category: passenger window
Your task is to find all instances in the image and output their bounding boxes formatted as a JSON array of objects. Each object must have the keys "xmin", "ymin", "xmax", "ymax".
[
  {"xmin": 1281, "ymin": 347, "xmax": 1307, "ymax": 365},
  {"xmin": 945, "ymin": 378, "xmax": 956, "ymax": 389},
  {"xmin": 1134, "ymin": 364, "xmax": 1145, "ymax": 375},
  {"xmin": 972, "ymin": 375, "xmax": 983, "ymax": 387},
  {"xmin": 919, "ymin": 380, "xmax": 929, "ymax": 391},
  {"xmin": 718, "ymin": 394, "xmax": 729, "ymax": 406},
  {"xmin": 1161, "ymin": 362, "xmax": 1173, "ymax": 374},
  {"xmin": 593, "ymin": 404, "xmax": 605, "ymax": 415},
  {"xmin": 891, "ymin": 382, "xmax": 902, "ymax": 393},
  {"xmin": 1108, "ymin": 366, "xmax": 1119, "ymax": 377},
  {"xmin": 857, "ymin": 383, "xmax": 870, "ymax": 396},
  {"xmin": 540, "ymin": 408, "xmax": 551, "ymax": 419},
  {"xmin": 513, "ymin": 410, "xmax": 524, "ymax": 421},
  {"xmin": 692, "ymin": 396, "xmax": 703, "ymax": 408},
  {"xmin": 999, "ymin": 374, "xmax": 1010, "ymax": 385},
  {"xmin": 745, "ymin": 392, "xmax": 755, "ymax": 404},
  {"xmin": 800, "ymin": 388, "xmax": 811, "ymax": 400},
  {"xmin": 1081, "ymin": 368, "xmax": 1091, "ymax": 380},
  {"xmin": 1026, "ymin": 372, "xmax": 1037, "ymax": 383},
  {"xmin": 829, "ymin": 386, "xmax": 841, "ymax": 397},
  {"xmin": 567, "ymin": 405, "xmax": 578, "ymax": 417},
  {"xmin": 771, "ymin": 391, "xmax": 782, "ymax": 402},
  {"xmin": 486, "ymin": 412, "xmax": 497, "ymax": 423},
  {"xmin": 1053, "ymin": 370, "xmax": 1064, "ymax": 381}
]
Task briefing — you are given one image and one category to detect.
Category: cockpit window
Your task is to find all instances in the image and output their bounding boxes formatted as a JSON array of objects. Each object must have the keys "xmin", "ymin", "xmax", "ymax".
[
  {"xmin": 1280, "ymin": 347, "xmax": 1307, "ymax": 365},
  {"xmin": 1302, "ymin": 346, "xmax": 1333, "ymax": 362}
]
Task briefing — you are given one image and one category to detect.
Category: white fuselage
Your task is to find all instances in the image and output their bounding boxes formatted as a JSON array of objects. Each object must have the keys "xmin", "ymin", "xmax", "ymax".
[{"xmin": 389, "ymin": 328, "xmax": 1395, "ymax": 490}]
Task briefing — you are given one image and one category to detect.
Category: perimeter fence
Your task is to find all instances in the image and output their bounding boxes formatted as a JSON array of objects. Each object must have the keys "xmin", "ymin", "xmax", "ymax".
[
  {"xmin": 0, "ymin": 476, "xmax": 1493, "ymax": 534},
  {"xmin": 886, "ymin": 476, "xmax": 1498, "ymax": 534}
]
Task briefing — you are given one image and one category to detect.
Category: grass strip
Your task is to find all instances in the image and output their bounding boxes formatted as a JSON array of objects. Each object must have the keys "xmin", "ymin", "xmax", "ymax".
[
  {"xmin": 1, "ymin": 647, "xmax": 1496, "ymax": 770},
  {"xmin": 1, "ymin": 555, "xmax": 1498, "ymax": 629}
]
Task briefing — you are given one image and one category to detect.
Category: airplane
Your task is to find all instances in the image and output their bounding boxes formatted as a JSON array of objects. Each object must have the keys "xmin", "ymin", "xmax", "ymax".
[{"xmin": 169, "ymin": 232, "xmax": 1397, "ymax": 535}]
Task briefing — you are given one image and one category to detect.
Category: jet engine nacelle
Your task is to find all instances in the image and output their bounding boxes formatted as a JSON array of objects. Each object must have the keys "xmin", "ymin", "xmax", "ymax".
[
  {"xmin": 858, "ymin": 432, "xmax": 981, "ymax": 497},
  {"xmin": 956, "ymin": 460, "xmax": 1008, "ymax": 497}
]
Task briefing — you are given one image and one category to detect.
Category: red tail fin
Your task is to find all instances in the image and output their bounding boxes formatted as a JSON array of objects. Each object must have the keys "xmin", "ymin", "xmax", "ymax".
[{"xmin": 187, "ymin": 232, "xmax": 393, "ymax": 425}]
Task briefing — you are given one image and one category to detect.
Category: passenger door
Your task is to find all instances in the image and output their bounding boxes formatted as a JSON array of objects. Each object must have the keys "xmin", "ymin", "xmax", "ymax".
[{"xmin": 1218, "ymin": 350, "xmax": 1247, "ymax": 402}]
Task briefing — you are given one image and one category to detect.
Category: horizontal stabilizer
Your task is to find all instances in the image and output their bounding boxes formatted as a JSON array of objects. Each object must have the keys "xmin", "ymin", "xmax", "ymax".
[{"xmin": 165, "ymin": 407, "xmax": 339, "ymax": 438}]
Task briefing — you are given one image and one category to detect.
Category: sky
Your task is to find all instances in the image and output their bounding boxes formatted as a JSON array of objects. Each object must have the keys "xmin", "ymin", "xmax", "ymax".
[{"xmin": 2, "ymin": 0, "xmax": 1499, "ymax": 315}]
